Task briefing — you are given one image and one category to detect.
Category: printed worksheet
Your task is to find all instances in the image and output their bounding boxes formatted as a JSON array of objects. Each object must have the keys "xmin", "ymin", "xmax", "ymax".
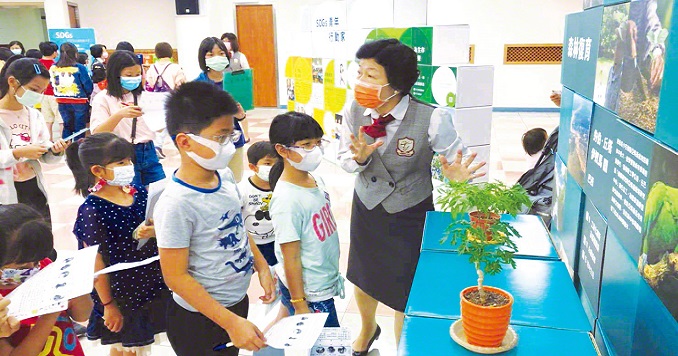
[
  {"xmin": 264, "ymin": 313, "xmax": 329, "ymax": 350},
  {"xmin": 6, "ymin": 246, "xmax": 98, "ymax": 320}
]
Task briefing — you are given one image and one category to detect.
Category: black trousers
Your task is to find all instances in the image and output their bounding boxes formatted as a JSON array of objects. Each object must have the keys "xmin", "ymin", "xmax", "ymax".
[
  {"xmin": 166, "ymin": 296, "xmax": 249, "ymax": 356},
  {"xmin": 14, "ymin": 178, "xmax": 57, "ymax": 261}
]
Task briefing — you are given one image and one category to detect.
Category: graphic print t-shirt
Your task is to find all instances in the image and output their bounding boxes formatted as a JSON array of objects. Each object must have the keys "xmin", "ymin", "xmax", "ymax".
[
  {"xmin": 0, "ymin": 259, "xmax": 85, "ymax": 356},
  {"xmin": 239, "ymin": 178, "xmax": 275, "ymax": 244},
  {"xmin": 155, "ymin": 170, "xmax": 253, "ymax": 310},
  {"xmin": 0, "ymin": 107, "xmax": 35, "ymax": 181},
  {"xmin": 270, "ymin": 176, "xmax": 341, "ymax": 302}
]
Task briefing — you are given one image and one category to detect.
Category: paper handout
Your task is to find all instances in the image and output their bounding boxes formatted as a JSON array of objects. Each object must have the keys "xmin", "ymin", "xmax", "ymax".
[
  {"xmin": 6, "ymin": 246, "xmax": 98, "ymax": 320},
  {"xmin": 264, "ymin": 313, "xmax": 329, "ymax": 350}
]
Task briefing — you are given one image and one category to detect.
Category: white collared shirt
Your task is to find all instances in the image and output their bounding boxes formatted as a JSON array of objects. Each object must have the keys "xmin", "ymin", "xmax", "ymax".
[{"xmin": 337, "ymin": 95, "xmax": 466, "ymax": 173}]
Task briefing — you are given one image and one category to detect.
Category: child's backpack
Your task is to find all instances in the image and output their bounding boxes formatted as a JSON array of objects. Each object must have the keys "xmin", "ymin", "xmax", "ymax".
[
  {"xmin": 517, "ymin": 127, "xmax": 559, "ymax": 228},
  {"xmin": 91, "ymin": 61, "xmax": 106, "ymax": 84},
  {"xmin": 145, "ymin": 63, "xmax": 173, "ymax": 92}
]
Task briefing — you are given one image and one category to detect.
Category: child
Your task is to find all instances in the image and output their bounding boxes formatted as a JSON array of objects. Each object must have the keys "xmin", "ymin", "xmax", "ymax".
[
  {"xmin": 66, "ymin": 133, "xmax": 169, "ymax": 356},
  {"xmin": 0, "ymin": 203, "xmax": 92, "ymax": 355},
  {"xmin": 50, "ymin": 42, "xmax": 93, "ymax": 141},
  {"xmin": 154, "ymin": 81, "xmax": 274, "ymax": 356},
  {"xmin": 0, "ymin": 56, "xmax": 69, "ymax": 223},
  {"xmin": 90, "ymin": 50, "xmax": 165, "ymax": 186},
  {"xmin": 268, "ymin": 111, "xmax": 343, "ymax": 328},
  {"xmin": 240, "ymin": 141, "xmax": 279, "ymax": 266},
  {"xmin": 38, "ymin": 41, "xmax": 62, "ymax": 141},
  {"xmin": 522, "ymin": 128, "xmax": 548, "ymax": 169}
]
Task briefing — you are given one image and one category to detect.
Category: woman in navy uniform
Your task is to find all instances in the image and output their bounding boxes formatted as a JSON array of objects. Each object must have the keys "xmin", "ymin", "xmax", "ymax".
[{"xmin": 338, "ymin": 39, "xmax": 485, "ymax": 355}]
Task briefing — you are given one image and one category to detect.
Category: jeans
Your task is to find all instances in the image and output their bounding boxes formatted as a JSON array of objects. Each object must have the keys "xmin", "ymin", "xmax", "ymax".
[
  {"xmin": 59, "ymin": 102, "xmax": 90, "ymax": 140},
  {"xmin": 278, "ymin": 281, "xmax": 340, "ymax": 327},
  {"xmin": 133, "ymin": 142, "xmax": 166, "ymax": 186}
]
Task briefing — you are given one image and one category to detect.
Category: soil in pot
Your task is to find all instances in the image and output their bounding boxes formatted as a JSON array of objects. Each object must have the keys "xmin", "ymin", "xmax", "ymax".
[{"xmin": 463, "ymin": 289, "xmax": 510, "ymax": 307}]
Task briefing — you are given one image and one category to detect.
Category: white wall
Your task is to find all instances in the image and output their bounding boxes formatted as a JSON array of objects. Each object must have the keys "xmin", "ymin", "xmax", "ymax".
[
  {"xmin": 77, "ymin": 0, "xmax": 177, "ymax": 50},
  {"xmin": 427, "ymin": 0, "xmax": 582, "ymax": 108},
  {"xmin": 68, "ymin": 0, "xmax": 582, "ymax": 108},
  {"xmin": 0, "ymin": 7, "xmax": 47, "ymax": 47}
]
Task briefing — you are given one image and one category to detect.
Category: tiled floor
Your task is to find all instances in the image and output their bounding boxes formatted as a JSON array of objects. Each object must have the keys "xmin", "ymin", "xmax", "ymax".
[{"xmin": 41, "ymin": 108, "xmax": 558, "ymax": 355}]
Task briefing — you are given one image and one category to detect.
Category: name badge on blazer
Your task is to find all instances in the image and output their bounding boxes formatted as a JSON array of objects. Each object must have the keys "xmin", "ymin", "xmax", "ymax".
[{"xmin": 396, "ymin": 137, "xmax": 415, "ymax": 157}]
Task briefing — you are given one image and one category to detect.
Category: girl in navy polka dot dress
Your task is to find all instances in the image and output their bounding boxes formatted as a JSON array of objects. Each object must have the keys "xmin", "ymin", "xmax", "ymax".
[{"xmin": 66, "ymin": 133, "xmax": 169, "ymax": 356}]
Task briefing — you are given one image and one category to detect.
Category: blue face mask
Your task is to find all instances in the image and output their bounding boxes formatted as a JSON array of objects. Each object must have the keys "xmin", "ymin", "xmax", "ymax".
[{"xmin": 120, "ymin": 76, "xmax": 142, "ymax": 91}]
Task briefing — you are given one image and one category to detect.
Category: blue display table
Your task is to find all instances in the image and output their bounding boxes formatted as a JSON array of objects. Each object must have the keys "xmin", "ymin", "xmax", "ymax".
[
  {"xmin": 422, "ymin": 212, "xmax": 560, "ymax": 260},
  {"xmin": 398, "ymin": 316, "xmax": 598, "ymax": 355},
  {"xmin": 405, "ymin": 251, "xmax": 591, "ymax": 332}
]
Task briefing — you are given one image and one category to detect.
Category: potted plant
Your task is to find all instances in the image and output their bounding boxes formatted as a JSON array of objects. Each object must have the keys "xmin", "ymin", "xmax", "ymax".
[{"xmin": 437, "ymin": 181, "xmax": 531, "ymax": 348}]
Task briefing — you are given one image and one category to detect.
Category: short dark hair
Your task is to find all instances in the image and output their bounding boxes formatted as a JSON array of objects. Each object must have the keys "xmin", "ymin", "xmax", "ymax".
[
  {"xmin": 165, "ymin": 81, "xmax": 239, "ymax": 140},
  {"xmin": 38, "ymin": 41, "xmax": 58, "ymax": 57},
  {"xmin": 8, "ymin": 41, "xmax": 25, "ymax": 55},
  {"xmin": 0, "ymin": 56, "xmax": 50, "ymax": 99},
  {"xmin": 220, "ymin": 33, "xmax": 240, "ymax": 53},
  {"xmin": 522, "ymin": 128, "xmax": 549, "ymax": 155},
  {"xmin": 0, "ymin": 48, "xmax": 13, "ymax": 61},
  {"xmin": 155, "ymin": 42, "xmax": 173, "ymax": 59},
  {"xmin": 0, "ymin": 204, "xmax": 53, "ymax": 266},
  {"xmin": 90, "ymin": 44, "xmax": 107, "ymax": 58},
  {"xmin": 56, "ymin": 42, "xmax": 78, "ymax": 67},
  {"xmin": 247, "ymin": 141, "xmax": 277, "ymax": 165},
  {"xmin": 115, "ymin": 41, "xmax": 135, "ymax": 52},
  {"xmin": 76, "ymin": 52, "xmax": 88, "ymax": 65},
  {"xmin": 355, "ymin": 39, "xmax": 419, "ymax": 94},
  {"xmin": 25, "ymin": 49, "xmax": 42, "ymax": 59},
  {"xmin": 198, "ymin": 37, "xmax": 230, "ymax": 73},
  {"xmin": 66, "ymin": 133, "xmax": 135, "ymax": 197},
  {"xmin": 268, "ymin": 112, "xmax": 324, "ymax": 189},
  {"xmin": 106, "ymin": 50, "xmax": 142, "ymax": 99}
]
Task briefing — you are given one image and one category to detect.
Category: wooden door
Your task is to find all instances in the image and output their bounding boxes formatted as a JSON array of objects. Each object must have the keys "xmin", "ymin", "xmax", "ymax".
[
  {"xmin": 236, "ymin": 5, "xmax": 277, "ymax": 107},
  {"xmin": 68, "ymin": 3, "xmax": 80, "ymax": 28}
]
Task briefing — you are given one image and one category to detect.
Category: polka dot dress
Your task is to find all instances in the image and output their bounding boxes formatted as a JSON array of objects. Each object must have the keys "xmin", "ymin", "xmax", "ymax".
[{"xmin": 73, "ymin": 185, "xmax": 167, "ymax": 311}]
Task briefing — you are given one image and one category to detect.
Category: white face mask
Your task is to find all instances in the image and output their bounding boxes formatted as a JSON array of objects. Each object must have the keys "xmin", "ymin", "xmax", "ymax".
[
  {"xmin": 205, "ymin": 55, "xmax": 229, "ymax": 72},
  {"xmin": 105, "ymin": 164, "xmax": 136, "ymax": 186},
  {"xmin": 287, "ymin": 146, "xmax": 323, "ymax": 172},
  {"xmin": 10, "ymin": 49, "xmax": 22, "ymax": 55},
  {"xmin": 186, "ymin": 134, "xmax": 236, "ymax": 171},
  {"xmin": 15, "ymin": 86, "xmax": 44, "ymax": 107},
  {"xmin": 256, "ymin": 165, "xmax": 272, "ymax": 182}
]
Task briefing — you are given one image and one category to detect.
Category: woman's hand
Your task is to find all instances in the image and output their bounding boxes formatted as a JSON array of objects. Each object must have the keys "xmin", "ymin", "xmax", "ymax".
[
  {"xmin": 117, "ymin": 105, "xmax": 143, "ymax": 119},
  {"xmin": 103, "ymin": 303, "xmax": 124, "ymax": 333},
  {"xmin": 12, "ymin": 145, "xmax": 48, "ymax": 160},
  {"xmin": 349, "ymin": 127, "xmax": 383, "ymax": 165},
  {"xmin": 50, "ymin": 139, "xmax": 70, "ymax": 154},
  {"xmin": 440, "ymin": 150, "xmax": 486, "ymax": 182}
]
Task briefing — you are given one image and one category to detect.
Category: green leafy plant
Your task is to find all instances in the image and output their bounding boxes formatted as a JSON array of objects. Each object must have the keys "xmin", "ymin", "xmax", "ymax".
[{"xmin": 437, "ymin": 181, "xmax": 532, "ymax": 304}]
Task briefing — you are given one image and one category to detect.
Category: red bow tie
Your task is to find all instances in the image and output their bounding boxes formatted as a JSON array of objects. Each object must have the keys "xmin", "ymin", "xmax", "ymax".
[{"xmin": 362, "ymin": 114, "xmax": 395, "ymax": 139}]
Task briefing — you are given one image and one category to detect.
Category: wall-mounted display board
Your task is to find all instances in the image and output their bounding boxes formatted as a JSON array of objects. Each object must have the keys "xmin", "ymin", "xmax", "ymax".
[
  {"xmin": 599, "ymin": 228, "xmax": 678, "ymax": 355},
  {"xmin": 560, "ymin": 1, "xmax": 678, "ymax": 354},
  {"xmin": 593, "ymin": 0, "xmax": 675, "ymax": 135},
  {"xmin": 562, "ymin": 7, "xmax": 603, "ymax": 100},
  {"xmin": 583, "ymin": 105, "xmax": 654, "ymax": 258},
  {"xmin": 577, "ymin": 198, "xmax": 609, "ymax": 317},
  {"xmin": 551, "ymin": 155, "xmax": 586, "ymax": 278}
]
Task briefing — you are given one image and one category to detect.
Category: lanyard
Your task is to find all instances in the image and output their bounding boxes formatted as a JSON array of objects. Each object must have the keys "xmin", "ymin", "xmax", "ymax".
[{"xmin": 131, "ymin": 93, "xmax": 138, "ymax": 144}]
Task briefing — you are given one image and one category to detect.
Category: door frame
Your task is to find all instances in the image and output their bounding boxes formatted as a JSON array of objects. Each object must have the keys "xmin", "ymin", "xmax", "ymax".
[{"xmin": 233, "ymin": 2, "xmax": 279, "ymax": 107}]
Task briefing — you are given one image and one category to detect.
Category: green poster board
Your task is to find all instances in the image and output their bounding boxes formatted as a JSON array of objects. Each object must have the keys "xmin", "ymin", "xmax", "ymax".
[
  {"xmin": 562, "ymin": 7, "xmax": 603, "ymax": 101},
  {"xmin": 223, "ymin": 69, "xmax": 254, "ymax": 111}
]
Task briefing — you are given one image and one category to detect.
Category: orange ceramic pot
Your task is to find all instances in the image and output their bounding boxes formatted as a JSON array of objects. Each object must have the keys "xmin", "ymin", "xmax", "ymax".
[
  {"xmin": 469, "ymin": 211, "xmax": 500, "ymax": 241},
  {"xmin": 460, "ymin": 286, "xmax": 513, "ymax": 347}
]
